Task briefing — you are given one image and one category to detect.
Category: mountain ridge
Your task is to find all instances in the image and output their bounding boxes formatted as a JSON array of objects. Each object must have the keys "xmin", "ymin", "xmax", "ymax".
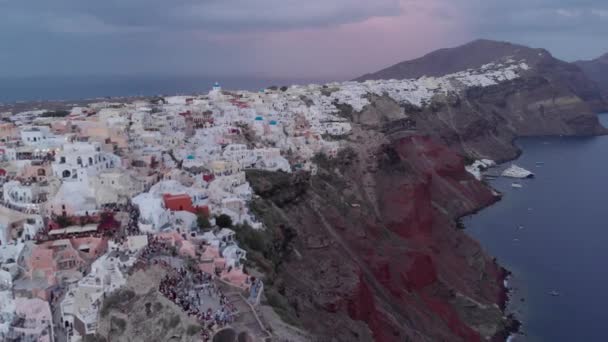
[
  {"xmin": 576, "ymin": 52, "xmax": 608, "ymax": 102},
  {"xmin": 355, "ymin": 39, "xmax": 607, "ymax": 113},
  {"xmin": 355, "ymin": 39, "xmax": 545, "ymax": 81}
]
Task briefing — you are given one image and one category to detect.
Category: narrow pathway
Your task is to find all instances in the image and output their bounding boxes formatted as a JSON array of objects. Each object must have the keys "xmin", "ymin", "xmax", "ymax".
[
  {"xmin": 217, "ymin": 282, "xmax": 271, "ymax": 341},
  {"xmin": 308, "ymin": 197, "xmax": 431, "ymax": 342}
]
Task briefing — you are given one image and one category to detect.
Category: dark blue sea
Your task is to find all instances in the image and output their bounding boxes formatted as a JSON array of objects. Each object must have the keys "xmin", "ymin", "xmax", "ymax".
[
  {"xmin": 464, "ymin": 113, "xmax": 608, "ymax": 342},
  {"xmin": 0, "ymin": 76, "xmax": 331, "ymax": 103}
]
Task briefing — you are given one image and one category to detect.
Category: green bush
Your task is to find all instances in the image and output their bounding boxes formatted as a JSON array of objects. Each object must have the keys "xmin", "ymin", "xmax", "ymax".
[
  {"xmin": 55, "ymin": 215, "xmax": 72, "ymax": 228},
  {"xmin": 233, "ymin": 223, "xmax": 268, "ymax": 253},
  {"xmin": 165, "ymin": 314, "xmax": 181, "ymax": 329},
  {"xmin": 110, "ymin": 316, "xmax": 127, "ymax": 334},
  {"xmin": 197, "ymin": 214, "xmax": 211, "ymax": 231},
  {"xmin": 100, "ymin": 289, "xmax": 136, "ymax": 317},
  {"xmin": 215, "ymin": 214, "xmax": 233, "ymax": 228},
  {"xmin": 265, "ymin": 289, "xmax": 299, "ymax": 326},
  {"xmin": 186, "ymin": 324, "xmax": 201, "ymax": 336},
  {"xmin": 83, "ymin": 334, "xmax": 107, "ymax": 342}
]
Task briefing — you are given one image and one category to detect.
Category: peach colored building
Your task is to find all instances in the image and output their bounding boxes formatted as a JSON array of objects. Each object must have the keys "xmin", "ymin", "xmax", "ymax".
[
  {"xmin": 28, "ymin": 247, "xmax": 56, "ymax": 284},
  {"xmin": 19, "ymin": 162, "xmax": 52, "ymax": 182},
  {"xmin": 156, "ymin": 231, "xmax": 184, "ymax": 247},
  {"xmin": 0, "ymin": 123, "xmax": 18, "ymax": 142},
  {"xmin": 9, "ymin": 297, "xmax": 53, "ymax": 342},
  {"xmin": 20, "ymin": 238, "xmax": 108, "ymax": 299}
]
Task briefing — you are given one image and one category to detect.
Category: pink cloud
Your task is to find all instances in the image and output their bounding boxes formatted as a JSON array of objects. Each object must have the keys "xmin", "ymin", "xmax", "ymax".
[{"xmin": 240, "ymin": 0, "xmax": 474, "ymax": 79}]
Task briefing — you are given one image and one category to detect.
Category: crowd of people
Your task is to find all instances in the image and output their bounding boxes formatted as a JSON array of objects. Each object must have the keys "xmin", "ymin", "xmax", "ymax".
[
  {"xmin": 133, "ymin": 235, "xmax": 238, "ymax": 341},
  {"xmin": 0, "ymin": 198, "xmax": 41, "ymax": 214},
  {"xmin": 109, "ymin": 201, "xmax": 142, "ymax": 246},
  {"xmin": 32, "ymin": 201, "xmax": 141, "ymax": 244},
  {"xmin": 159, "ymin": 266, "xmax": 236, "ymax": 341}
]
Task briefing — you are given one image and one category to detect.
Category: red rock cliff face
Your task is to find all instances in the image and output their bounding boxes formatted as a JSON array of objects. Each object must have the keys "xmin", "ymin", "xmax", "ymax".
[{"xmin": 249, "ymin": 133, "xmax": 510, "ymax": 342}]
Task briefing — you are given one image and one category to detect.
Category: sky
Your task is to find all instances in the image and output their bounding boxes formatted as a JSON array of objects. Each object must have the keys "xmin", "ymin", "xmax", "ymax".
[{"xmin": 0, "ymin": 0, "xmax": 607, "ymax": 80}]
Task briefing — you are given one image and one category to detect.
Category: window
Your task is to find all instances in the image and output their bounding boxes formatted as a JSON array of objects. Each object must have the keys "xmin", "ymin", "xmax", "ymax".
[
  {"xmin": 62, "ymin": 170, "xmax": 71, "ymax": 178},
  {"xmin": 88, "ymin": 157, "xmax": 93, "ymax": 165}
]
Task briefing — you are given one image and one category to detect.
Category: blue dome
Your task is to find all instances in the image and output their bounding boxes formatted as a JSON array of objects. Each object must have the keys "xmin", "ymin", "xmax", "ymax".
[
  {"xmin": 187, "ymin": 155, "xmax": 195, "ymax": 160},
  {"xmin": 269, "ymin": 120, "xmax": 278, "ymax": 125},
  {"xmin": 213, "ymin": 82, "xmax": 220, "ymax": 87},
  {"xmin": 255, "ymin": 116, "xmax": 263, "ymax": 121}
]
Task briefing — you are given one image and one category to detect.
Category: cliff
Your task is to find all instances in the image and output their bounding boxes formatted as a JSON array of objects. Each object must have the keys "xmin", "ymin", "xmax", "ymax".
[
  {"xmin": 576, "ymin": 53, "xmax": 608, "ymax": 103},
  {"xmin": 241, "ymin": 41, "xmax": 607, "ymax": 342},
  {"xmin": 357, "ymin": 39, "xmax": 607, "ymax": 113},
  {"xmin": 248, "ymin": 135, "xmax": 509, "ymax": 342}
]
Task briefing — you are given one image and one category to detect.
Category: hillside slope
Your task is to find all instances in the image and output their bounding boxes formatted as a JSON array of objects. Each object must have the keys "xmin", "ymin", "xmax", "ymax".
[
  {"xmin": 356, "ymin": 39, "xmax": 607, "ymax": 113},
  {"xmin": 576, "ymin": 53, "xmax": 608, "ymax": 101}
]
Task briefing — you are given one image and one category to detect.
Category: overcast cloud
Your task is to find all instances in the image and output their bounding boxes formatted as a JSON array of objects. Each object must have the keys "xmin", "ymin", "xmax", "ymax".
[{"xmin": 0, "ymin": 0, "xmax": 606, "ymax": 78}]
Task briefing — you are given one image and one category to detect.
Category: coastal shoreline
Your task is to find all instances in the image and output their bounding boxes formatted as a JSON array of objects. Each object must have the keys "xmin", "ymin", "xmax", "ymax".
[{"xmin": 460, "ymin": 131, "xmax": 603, "ymax": 341}]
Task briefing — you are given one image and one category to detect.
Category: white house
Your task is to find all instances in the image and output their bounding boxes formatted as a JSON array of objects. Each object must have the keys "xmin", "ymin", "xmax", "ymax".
[
  {"xmin": 89, "ymin": 169, "xmax": 143, "ymax": 205},
  {"xmin": 48, "ymin": 181, "xmax": 98, "ymax": 217},
  {"xmin": 20, "ymin": 126, "xmax": 54, "ymax": 146},
  {"xmin": 51, "ymin": 142, "xmax": 120, "ymax": 183},
  {"xmin": 61, "ymin": 252, "xmax": 136, "ymax": 339}
]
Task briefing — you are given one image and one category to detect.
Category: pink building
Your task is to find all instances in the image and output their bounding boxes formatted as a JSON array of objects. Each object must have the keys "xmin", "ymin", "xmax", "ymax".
[
  {"xmin": 0, "ymin": 123, "xmax": 18, "ymax": 141},
  {"xmin": 9, "ymin": 297, "xmax": 53, "ymax": 342},
  {"xmin": 22, "ymin": 237, "xmax": 107, "ymax": 299},
  {"xmin": 20, "ymin": 162, "xmax": 52, "ymax": 182}
]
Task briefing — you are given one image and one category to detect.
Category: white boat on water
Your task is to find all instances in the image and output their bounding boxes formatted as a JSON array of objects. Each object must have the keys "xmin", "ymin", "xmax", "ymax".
[
  {"xmin": 512, "ymin": 182, "xmax": 523, "ymax": 189},
  {"xmin": 502, "ymin": 164, "xmax": 535, "ymax": 179}
]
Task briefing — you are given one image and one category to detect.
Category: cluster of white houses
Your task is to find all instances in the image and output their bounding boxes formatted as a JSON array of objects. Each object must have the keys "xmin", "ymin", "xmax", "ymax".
[
  {"xmin": 0, "ymin": 59, "xmax": 534, "ymax": 341},
  {"xmin": 0, "ymin": 81, "xmax": 357, "ymax": 341}
]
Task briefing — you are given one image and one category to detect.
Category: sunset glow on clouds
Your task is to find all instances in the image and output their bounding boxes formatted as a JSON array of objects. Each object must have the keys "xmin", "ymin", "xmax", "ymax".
[
  {"xmin": 243, "ymin": 0, "xmax": 471, "ymax": 78},
  {"xmin": 0, "ymin": 0, "xmax": 606, "ymax": 78}
]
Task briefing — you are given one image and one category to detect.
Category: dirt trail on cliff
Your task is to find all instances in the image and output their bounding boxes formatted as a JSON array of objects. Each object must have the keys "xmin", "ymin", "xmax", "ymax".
[{"xmin": 307, "ymin": 199, "xmax": 427, "ymax": 341}]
